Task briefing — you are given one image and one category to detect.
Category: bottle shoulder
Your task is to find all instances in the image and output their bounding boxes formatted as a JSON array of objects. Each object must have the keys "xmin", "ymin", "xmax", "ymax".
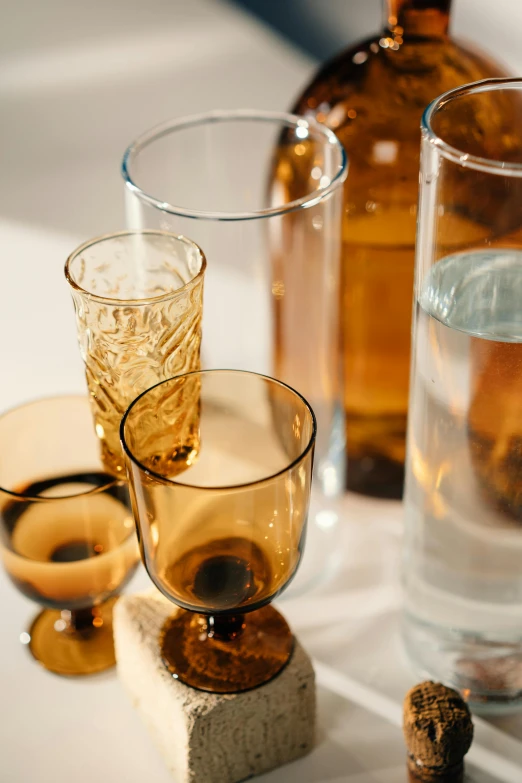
[{"xmin": 293, "ymin": 35, "xmax": 509, "ymax": 140}]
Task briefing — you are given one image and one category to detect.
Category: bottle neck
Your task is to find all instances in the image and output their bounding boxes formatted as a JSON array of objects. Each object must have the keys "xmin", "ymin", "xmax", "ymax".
[{"xmin": 383, "ymin": 0, "xmax": 452, "ymax": 40}]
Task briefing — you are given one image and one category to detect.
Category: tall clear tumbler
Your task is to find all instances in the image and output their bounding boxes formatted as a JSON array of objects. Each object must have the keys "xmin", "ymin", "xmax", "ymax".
[
  {"xmin": 122, "ymin": 111, "xmax": 347, "ymax": 593},
  {"xmin": 404, "ymin": 79, "xmax": 522, "ymax": 713}
]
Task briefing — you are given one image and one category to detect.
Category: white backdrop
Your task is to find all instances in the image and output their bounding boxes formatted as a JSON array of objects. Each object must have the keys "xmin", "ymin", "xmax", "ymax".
[{"xmin": 1, "ymin": 1, "xmax": 522, "ymax": 781}]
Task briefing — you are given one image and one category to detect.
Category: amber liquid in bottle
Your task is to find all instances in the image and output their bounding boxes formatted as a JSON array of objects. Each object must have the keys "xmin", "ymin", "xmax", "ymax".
[
  {"xmin": 0, "ymin": 473, "xmax": 138, "ymax": 608},
  {"xmin": 275, "ymin": 0, "xmax": 508, "ymax": 497}
]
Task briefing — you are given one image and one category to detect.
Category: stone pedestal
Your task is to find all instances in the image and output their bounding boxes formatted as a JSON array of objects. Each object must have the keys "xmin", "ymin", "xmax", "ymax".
[{"xmin": 114, "ymin": 589, "xmax": 316, "ymax": 783}]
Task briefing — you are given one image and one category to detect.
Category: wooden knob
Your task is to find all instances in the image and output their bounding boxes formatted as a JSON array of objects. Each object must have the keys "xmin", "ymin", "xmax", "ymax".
[{"xmin": 403, "ymin": 682, "xmax": 473, "ymax": 781}]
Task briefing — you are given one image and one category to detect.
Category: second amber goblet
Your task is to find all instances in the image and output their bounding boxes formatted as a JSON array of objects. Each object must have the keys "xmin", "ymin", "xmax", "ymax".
[
  {"xmin": 0, "ymin": 397, "xmax": 139, "ymax": 676},
  {"xmin": 121, "ymin": 369, "xmax": 315, "ymax": 693}
]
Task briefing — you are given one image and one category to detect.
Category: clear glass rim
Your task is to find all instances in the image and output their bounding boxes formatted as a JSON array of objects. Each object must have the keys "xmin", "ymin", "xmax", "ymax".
[
  {"xmin": 120, "ymin": 369, "xmax": 317, "ymax": 491},
  {"xmin": 0, "ymin": 395, "xmax": 121, "ymax": 501},
  {"xmin": 422, "ymin": 77, "xmax": 522, "ymax": 176},
  {"xmin": 65, "ymin": 229, "xmax": 207, "ymax": 306},
  {"xmin": 121, "ymin": 108, "xmax": 348, "ymax": 222}
]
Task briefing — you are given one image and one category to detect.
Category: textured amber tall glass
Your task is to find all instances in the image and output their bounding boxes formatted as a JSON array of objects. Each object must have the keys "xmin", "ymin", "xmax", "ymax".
[
  {"xmin": 121, "ymin": 370, "xmax": 316, "ymax": 693},
  {"xmin": 65, "ymin": 230, "xmax": 205, "ymax": 477},
  {"xmin": 0, "ymin": 396, "xmax": 139, "ymax": 676},
  {"xmin": 283, "ymin": 0, "xmax": 508, "ymax": 497}
]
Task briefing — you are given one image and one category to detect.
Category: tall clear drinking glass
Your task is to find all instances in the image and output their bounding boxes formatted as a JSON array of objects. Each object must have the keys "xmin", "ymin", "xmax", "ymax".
[
  {"xmin": 404, "ymin": 78, "xmax": 522, "ymax": 713},
  {"xmin": 122, "ymin": 110, "xmax": 347, "ymax": 593}
]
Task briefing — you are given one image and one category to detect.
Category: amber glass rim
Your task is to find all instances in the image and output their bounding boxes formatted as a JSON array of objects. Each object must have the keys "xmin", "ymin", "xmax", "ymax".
[
  {"xmin": 122, "ymin": 108, "xmax": 348, "ymax": 221},
  {"xmin": 65, "ymin": 229, "xmax": 207, "ymax": 306},
  {"xmin": 0, "ymin": 395, "xmax": 121, "ymax": 501},
  {"xmin": 120, "ymin": 369, "xmax": 317, "ymax": 491},
  {"xmin": 422, "ymin": 77, "xmax": 522, "ymax": 175}
]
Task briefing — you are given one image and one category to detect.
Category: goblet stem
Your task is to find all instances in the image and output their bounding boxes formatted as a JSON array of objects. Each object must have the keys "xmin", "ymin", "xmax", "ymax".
[
  {"xmin": 68, "ymin": 608, "xmax": 91, "ymax": 632},
  {"xmin": 59, "ymin": 606, "xmax": 102, "ymax": 634},
  {"xmin": 206, "ymin": 614, "xmax": 245, "ymax": 641},
  {"xmin": 27, "ymin": 597, "xmax": 118, "ymax": 675}
]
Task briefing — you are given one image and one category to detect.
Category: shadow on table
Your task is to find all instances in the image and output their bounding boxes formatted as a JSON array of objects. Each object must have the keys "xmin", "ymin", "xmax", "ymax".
[
  {"xmin": 258, "ymin": 689, "xmax": 406, "ymax": 783},
  {"xmin": 229, "ymin": 0, "xmax": 378, "ymax": 61}
]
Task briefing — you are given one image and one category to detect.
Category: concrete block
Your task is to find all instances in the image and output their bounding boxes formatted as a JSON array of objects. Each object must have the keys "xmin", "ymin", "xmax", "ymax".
[{"xmin": 114, "ymin": 589, "xmax": 316, "ymax": 783}]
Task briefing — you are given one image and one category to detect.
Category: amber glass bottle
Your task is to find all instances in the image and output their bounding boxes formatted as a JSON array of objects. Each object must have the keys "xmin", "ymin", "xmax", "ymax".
[{"xmin": 284, "ymin": 0, "xmax": 508, "ymax": 498}]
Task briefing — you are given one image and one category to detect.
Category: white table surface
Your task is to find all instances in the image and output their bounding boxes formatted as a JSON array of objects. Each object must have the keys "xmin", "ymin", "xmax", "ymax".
[{"xmin": 2, "ymin": 1, "xmax": 522, "ymax": 781}]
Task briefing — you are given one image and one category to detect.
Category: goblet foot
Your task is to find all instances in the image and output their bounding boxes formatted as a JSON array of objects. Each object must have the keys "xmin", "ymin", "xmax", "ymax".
[
  {"xmin": 160, "ymin": 604, "xmax": 294, "ymax": 693},
  {"xmin": 26, "ymin": 597, "xmax": 118, "ymax": 676}
]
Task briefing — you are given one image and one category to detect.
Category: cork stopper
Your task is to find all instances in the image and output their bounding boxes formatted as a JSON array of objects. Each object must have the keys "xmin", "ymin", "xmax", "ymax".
[{"xmin": 403, "ymin": 682, "xmax": 473, "ymax": 782}]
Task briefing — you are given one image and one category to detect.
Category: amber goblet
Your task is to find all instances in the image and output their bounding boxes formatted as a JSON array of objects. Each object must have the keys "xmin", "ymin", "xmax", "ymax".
[
  {"xmin": 0, "ymin": 397, "xmax": 139, "ymax": 676},
  {"xmin": 121, "ymin": 369, "xmax": 316, "ymax": 693}
]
